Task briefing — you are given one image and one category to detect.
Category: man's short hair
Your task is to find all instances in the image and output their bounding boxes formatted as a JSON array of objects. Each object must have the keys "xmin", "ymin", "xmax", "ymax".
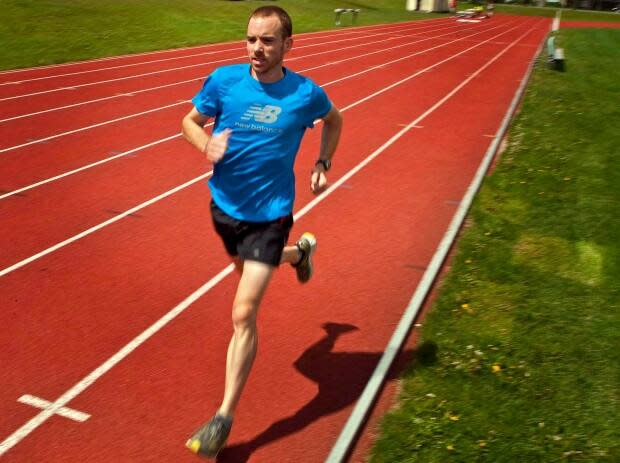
[{"xmin": 249, "ymin": 6, "xmax": 293, "ymax": 39}]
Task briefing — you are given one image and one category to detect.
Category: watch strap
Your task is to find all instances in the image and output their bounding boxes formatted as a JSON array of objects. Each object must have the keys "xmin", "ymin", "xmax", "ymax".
[{"xmin": 315, "ymin": 159, "xmax": 331, "ymax": 171}]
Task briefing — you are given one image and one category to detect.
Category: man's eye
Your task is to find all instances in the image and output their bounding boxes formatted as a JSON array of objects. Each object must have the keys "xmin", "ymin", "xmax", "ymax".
[{"xmin": 247, "ymin": 37, "xmax": 256, "ymax": 43}]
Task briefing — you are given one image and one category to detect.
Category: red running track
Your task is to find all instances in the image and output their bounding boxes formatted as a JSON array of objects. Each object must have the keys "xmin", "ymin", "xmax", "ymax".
[{"xmin": 0, "ymin": 15, "xmax": 550, "ymax": 462}]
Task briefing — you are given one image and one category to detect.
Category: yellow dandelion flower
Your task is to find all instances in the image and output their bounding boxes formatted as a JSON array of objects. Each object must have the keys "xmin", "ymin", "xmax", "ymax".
[
  {"xmin": 479, "ymin": 441, "xmax": 487, "ymax": 448},
  {"xmin": 461, "ymin": 303, "xmax": 474, "ymax": 314},
  {"xmin": 447, "ymin": 444, "xmax": 455, "ymax": 451},
  {"xmin": 492, "ymin": 364, "xmax": 502, "ymax": 373},
  {"xmin": 449, "ymin": 415, "xmax": 460, "ymax": 421}
]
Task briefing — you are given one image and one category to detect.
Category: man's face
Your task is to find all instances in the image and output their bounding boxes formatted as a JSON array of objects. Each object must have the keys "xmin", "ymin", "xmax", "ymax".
[{"xmin": 246, "ymin": 15, "xmax": 292, "ymax": 78}]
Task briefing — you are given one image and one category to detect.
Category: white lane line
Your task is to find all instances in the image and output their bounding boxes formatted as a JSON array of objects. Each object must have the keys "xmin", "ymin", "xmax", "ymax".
[
  {"xmin": 326, "ymin": 19, "xmax": 547, "ymax": 463},
  {"xmin": 0, "ymin": 101, "xmax": 189, "ymax": 154},
  {"xmin": 0, "ymin": 21, "xmax": 454, "ymax": 86},
  {"xmin": 292, "ymin": 19, "xmax": 497, "ymax": 74},
  {"xmin": 0, "ymin": 261, "xmax": 235, "ymax": 457},
  {"xmin": 0, "ymin": 172, "xmax": 212, "ymax": 279},
  {"xmin": 0, "ymin": 19, "xmax": 518, "ymax": 198},
  {"xmin": 0, "ymin": 134, "xmax": 183, "ymax": 200},
  {"xmin": 0, "ymin": 23, "xmax": 451, "ymax": 103},
  {"xmin": 0, "ymin": 18, "xmax": 525, "ymax": 279},
  {"xmin": 0, "ymin": 22, "xmax": 464, "ymax": 125},
  {"xmin": 323, "ymin": 20, "xmax": 524, "ymax": 110},
  {"xmin": 0, "ymin": 20, "xmax": 505, "ymax": 153},
  {"xmin": 0, "ymin": 20, "xmax": 538, "ymax": 457},
  {"xmin": 17, "ymin": 395, "xmax": 91, "ymax": 422},
  {"xmin": 0, "ymin": 78, "xmax": 200, "ymax": 125},
  {"xmin": 0, "ymin": 18, "xmax": 447, "ymax": 76}
]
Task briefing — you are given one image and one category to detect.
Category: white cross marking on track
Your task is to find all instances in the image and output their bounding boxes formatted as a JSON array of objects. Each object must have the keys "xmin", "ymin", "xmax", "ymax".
[{"xmin": 17, "ymin": 395, "xmax": 91, "ymax": 422}]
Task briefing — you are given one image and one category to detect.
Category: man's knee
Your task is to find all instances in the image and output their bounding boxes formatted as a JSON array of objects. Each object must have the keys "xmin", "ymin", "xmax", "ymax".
[{"xmin": 231, "ymin": 300, "xmax": 258, "ymax": 329}]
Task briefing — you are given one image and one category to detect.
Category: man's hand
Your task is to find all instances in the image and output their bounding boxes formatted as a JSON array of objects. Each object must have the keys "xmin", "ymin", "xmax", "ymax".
[
  {"xmin": 311, "ymin": 105, "xmax": 341, "ymax": 195},
  {"xmin": 205, "ymin": 128, "xmax": 232, "ymax": 163},
  {"xmin": 311, "ymin": 165, "xmax": 328, "ymax": 194}
]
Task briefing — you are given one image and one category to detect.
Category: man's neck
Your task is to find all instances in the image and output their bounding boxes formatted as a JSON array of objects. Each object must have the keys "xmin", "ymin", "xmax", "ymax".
[{"xmin": 251, "ymin": 65, "xmax": 285, "ymax": 84}]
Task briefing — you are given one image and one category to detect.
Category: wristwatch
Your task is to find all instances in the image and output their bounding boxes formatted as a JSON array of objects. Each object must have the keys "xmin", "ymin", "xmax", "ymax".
[{"xmin": 315, "ymin": 159, "xmax": 331, "ymax": 172}]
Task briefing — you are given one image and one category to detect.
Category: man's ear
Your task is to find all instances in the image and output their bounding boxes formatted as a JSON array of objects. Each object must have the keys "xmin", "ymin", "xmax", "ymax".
[{"xmin": 284, "ymin": 37, "xmax": 293, "ymax": 54}]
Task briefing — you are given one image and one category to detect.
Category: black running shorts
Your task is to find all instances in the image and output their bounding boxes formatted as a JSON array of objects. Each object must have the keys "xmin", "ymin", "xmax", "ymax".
[{"xmin": 210, "ymin": 200, "xmax": 294, "ymax": 267}]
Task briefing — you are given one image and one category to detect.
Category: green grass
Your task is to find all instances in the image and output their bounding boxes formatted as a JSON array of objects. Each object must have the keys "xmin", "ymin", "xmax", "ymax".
[
  {"xmin": 370, "ymin": 28, "xmax": 620, "ymax": 463},
  {"xmin": 558, "ymin": 8, "xmax": 620, "ymax": 21},
  {"xmin": 0, "ymin": 0, "xmax": 442, "ymax": 71}
]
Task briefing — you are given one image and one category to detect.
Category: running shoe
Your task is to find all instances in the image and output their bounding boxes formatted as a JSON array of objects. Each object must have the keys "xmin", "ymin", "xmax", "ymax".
[
  {"xmin": 186, "ymin": 414, "xmax": 233, "ymax": 458},
  {"xmin": 293, "ymin": 232, "xmax": 317, "ymax": 283}
]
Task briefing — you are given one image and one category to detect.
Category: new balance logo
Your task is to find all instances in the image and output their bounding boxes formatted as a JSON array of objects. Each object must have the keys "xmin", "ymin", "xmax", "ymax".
[{"xmin": 241, "ymin": 104, "xmax": 282, "ymax": 124}]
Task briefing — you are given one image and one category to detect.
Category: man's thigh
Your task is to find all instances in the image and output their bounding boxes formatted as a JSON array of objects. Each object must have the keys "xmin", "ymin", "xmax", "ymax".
[{"xmin": 234, "ymin": 260, "xmax": 274, "ymax": 308}]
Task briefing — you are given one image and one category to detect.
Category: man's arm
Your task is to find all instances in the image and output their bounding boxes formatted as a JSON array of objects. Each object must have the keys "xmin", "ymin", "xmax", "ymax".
[
  {"xmin": 182, "ymin": 107, "xmax": 230, "ymax": 163},
  {"xmin": 311, "ymin": 105, "xmax": 343, "ymax": 194}
]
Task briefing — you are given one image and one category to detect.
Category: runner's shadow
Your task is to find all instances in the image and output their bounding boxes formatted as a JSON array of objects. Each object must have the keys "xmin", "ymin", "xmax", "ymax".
[{"xmin": 217, "ymin": 322, "xmax": 429, "ymax": 462}]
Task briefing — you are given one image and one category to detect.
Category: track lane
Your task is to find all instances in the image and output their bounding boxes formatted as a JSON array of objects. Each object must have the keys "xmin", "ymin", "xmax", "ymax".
[
  {"xmin": 0, "ymin": 19, "xmax": 517, "ymax": 196},
  {"xmin": 1, "ymin": 12, "xmax": 536, "ymax": 396},
  {"xmin": 0, "ymin": 21, "xmax": 465, "ymax": 126},
  {"xmin": 0, "ymin": 15, "xmax": 548, "ymax": 461},
  {"xmin": 0, "ymin": 24, "xmax": 466, "ymax": 150},
  {"xmin": 0, "ymin": 20, "xmax": 463, "ymax": 138},
  {"xmin": 0, "ymin": 21, "xmax": 455, "ymax": 103},
  {"xmin": 0, "ymin": 18, "xmax": 528, "ymax": 274},
  {"xmin": 0, "ymin": 20, "xmax": 460, "ymax": 129},
  {"xmin": 0, "ymin": 19, "xmax": 450, "ymax": 82}
]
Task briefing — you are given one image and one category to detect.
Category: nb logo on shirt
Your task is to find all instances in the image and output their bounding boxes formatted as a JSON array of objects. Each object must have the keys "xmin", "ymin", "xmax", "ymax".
[{"xmin": 241, "ymin": 104, "xmax": 282, "ymax": 124}]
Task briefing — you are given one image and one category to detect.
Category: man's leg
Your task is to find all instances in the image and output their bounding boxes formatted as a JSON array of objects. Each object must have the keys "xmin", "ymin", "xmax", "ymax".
[
  {"xmin": 281, "ymin": 232, "xmax": 317, "ymax": 283},
  {"xmin": 186, "ymin": 259, "xmax": 273, "ymax": 457},
  {"xmin": 281, "ymin": 245, "xmax": 301, "ymax": 265},
  {"xmin": 219, "ymin": 259, "xmax": 273, "ymax": 417}
]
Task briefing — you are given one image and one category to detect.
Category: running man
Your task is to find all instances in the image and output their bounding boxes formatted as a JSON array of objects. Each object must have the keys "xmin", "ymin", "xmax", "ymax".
[{"xmin": 181, "ymin": 5, "xmax": 343, "ymax": 458}]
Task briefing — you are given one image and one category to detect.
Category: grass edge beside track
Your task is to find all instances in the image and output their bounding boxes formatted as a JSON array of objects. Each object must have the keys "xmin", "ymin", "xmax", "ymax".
[{"xmin": 369, "ymin": 27, "xmax": 620, "ymax": 463}]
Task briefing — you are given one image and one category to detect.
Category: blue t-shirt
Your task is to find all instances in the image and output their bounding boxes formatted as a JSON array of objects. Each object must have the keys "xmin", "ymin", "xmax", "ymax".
[{"xmin": 192, "ymin": 64, "xmax": 332, "ymax": 222}]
